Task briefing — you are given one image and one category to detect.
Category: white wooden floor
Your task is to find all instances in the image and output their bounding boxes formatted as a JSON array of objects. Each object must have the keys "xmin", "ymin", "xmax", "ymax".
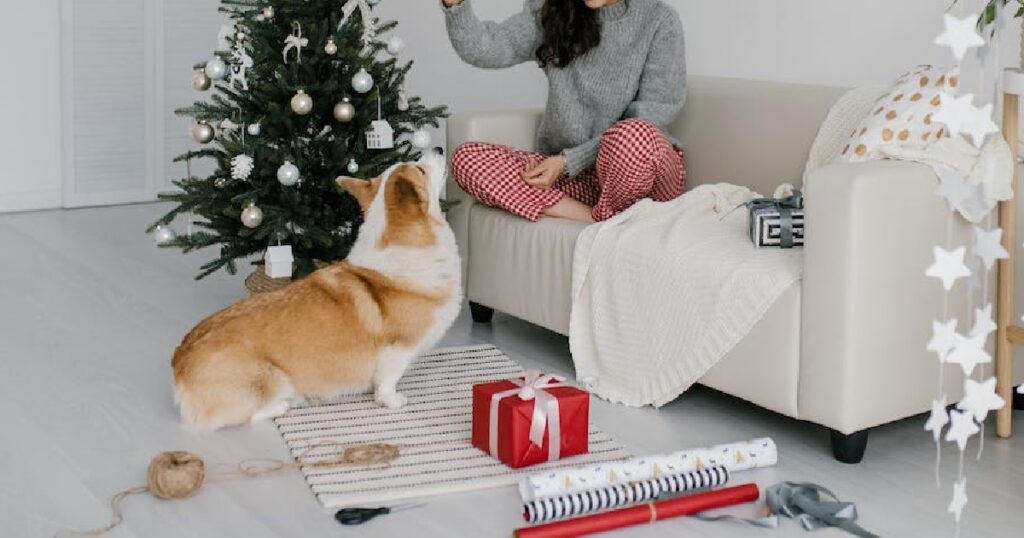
[{"xmin": 1, "ymin": 203, "xmax": 1022, "ymax": 538}]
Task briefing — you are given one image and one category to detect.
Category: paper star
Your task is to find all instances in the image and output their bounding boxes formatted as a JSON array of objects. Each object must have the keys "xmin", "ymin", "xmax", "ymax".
[
  {"xmin": 969, "ymin": 303, "xmax": 996, "ymax": 339},
  {"xmin": 973, "ymin": 226, "xmax": 1008, "ymax": 271},
  {"xmin": 925, "ymin": 396, "xmax": 950, "ymax": 442},
  {"xmin": 957, "ymin": 377, "xmax": 1005, "ymax": 423},
  {"xmin": 945, "ymin": 409, "xmax": 980, "ymax": 451},
  {"xmin": 934, "ymin": 172, "xmax": 972, "ymax": 212},
  {"xmin": 947, "ymin": 332, "xmax": 992, "ymax": 375},
  {"xmin": 927, "ymin": 318, "xmax": 960, "ymax": 361},
  {"xmin": 963, "ymin": 103, "xmax": 999, "ymax": 148},
  {"xmin": 935, "ymin": 14, "xmax": 985, "ymax": 61},
  {"xmin": 933, "ymin": 93, "xmax": 977, "ymax": 138},
  {"xmin": 926, "ymin": 246, "xmax": 971, "ymax": 291},
  {"xmin": 947, "ymin": 478, "xmax": 968, "ymax": 523}
]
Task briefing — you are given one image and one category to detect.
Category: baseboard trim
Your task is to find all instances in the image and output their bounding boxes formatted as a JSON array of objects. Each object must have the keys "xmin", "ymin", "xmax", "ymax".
[{"xmin": 0, "ymin": 190, "xmax": 62, "ymax": 214}]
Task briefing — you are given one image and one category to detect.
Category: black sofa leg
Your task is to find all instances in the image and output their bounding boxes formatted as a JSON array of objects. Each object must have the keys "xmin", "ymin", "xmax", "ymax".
[
  {"xmin": 469, "ymin": 302, "xmax": 495, "ymax": 324},
  {"xmin": 830, "ymin": 429, "xmax": 869, "ymax": 464},
  {"xmin": 1014, "ymin": 385, "xmax": 1024, "ymax": 411}
]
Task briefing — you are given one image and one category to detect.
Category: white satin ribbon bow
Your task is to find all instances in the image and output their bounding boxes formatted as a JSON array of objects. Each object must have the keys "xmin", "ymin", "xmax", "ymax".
[{"xmin": 488, "ymin": 370, "xmax": 568, "ymax": 462}]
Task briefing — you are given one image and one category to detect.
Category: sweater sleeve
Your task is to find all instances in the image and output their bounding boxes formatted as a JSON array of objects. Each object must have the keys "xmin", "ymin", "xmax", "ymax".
[
  {"xmin": 623, "ymin": 11, "xmax": 688, "ymax": 128},
  {"xmin": 562, "ymin": 137, "xmax": 602, "ymax": 179},
  {"xmin": 443, "ymin": 0, "xmax": 541, "ymax": 69}
]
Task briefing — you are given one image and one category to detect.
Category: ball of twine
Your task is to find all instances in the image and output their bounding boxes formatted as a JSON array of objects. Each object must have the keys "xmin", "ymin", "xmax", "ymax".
[{"xmin": 146, "ymin": 451, "xmax": 205, "ymax": 499}]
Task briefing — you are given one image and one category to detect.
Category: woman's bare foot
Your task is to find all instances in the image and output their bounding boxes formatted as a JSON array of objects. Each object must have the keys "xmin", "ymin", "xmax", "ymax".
[{"xmin": 544, "ymin": 196, "xmax": 596, "ymax": 223}]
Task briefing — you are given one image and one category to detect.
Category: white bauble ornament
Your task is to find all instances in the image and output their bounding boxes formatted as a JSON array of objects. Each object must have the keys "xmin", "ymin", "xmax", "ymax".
[
  {"xmin": 333, "ymin": 98, "xmax": 355, "ymax": 122},
  {"xmin": 191, "ymin": 122, "xmax": 216, "ymax": 144},
  {"xmin": 262, "ymin": 6, "xmax": 275, "ymax": 19},
  {"xmin": 247, "ymin": 122, "xmax": 261, "ymax": 136},
  {"xmin": 153, "ymin": 225, "xmax": 176, "ymax": 245},
  {"xmin": 290, "ymin": 90, "xmax": 313, "ymax": 115},
  {"xmin": 241, "ymin": 203, "xmax": 264, "ymax": 228},
  {"xmin": 324, "ymin": 38, "xmax": 338, "ymax": 56},
  {"xmin": 205, "ymin": 57, "xmax": 228, "ymax": 80},
  {"xmin": 347, "ymin": 159, "xmax": 359, "ymax": 174},
  {"xmin": 277, "ymin": 161, "xmax": 300, "ymax": 186},
  {"xmin": 411, "ymin": 129, "xmax": 432, "ymax": 149},
  {"xmin": 386, "ymin": 36, "xmax": 405, "ymax": 55},
  {"xmin": 351, "ymin": 68, "xmax": 374, "ymax": 94},
  {"xmin": 192, "ymin": 70, "xmax": 212, "ymax": 91}
]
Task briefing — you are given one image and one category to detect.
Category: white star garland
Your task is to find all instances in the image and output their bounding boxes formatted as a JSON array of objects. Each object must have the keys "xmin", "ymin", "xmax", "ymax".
[
  {"xmin": 934, "ymin": 172, "xmax": 973, "ymax": 212},
  {"xmin": 925, "ymin": 396, "xmax": 950, "ymax": 441},
  {"xmin": 957, "ymin": 377, "xmax": 1005, "ymax": 423},
  {"xmin": 972, "ymin": 226, "xmax": 1009, "ymax": 271},
  {"xmin": 925, "ymin": 246, "xmax": 971, "ymax": 291},
  {"xmin": 927, "ymin": 318, "xmax": 960, "ymax": 361},
  {"xmin": 945, "ymin": 409, "xmax": 980, "ymax": 451},
  {"xmin": 934, "ymin": 14, "xmax": 985, "ymax": 61},
  {"xmin": 946, "ymin": 332, "xmax": 991, "ymax": 376},
  {"xmin": 947, "ymin": 478, "xmax": 968, "ymax": 523},
  {"xmin": 969, "ymin": 303, "xmax": 996, "ymax": 339}
]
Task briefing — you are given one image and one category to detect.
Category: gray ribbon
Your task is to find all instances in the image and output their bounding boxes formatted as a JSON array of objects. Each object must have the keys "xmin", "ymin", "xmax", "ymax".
[
  {"xmin": 743, "ymin": 190, "xmax": 804, "ymax": 249},
  {"xmin": 691, "ymin": 482, "xmax": 881, "ymax": 538}
]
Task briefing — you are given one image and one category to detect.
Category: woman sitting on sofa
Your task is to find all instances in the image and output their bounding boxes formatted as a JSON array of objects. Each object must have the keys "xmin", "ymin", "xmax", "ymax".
[{"xmin": 442, "ymin": 0, "xmax": 687, "ymax": 223}]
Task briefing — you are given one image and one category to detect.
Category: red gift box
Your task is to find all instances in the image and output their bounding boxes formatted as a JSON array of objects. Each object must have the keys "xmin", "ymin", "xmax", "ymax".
[{"xmin": 472, "ymin": 371, "xmax": 590, "ymax": 469}]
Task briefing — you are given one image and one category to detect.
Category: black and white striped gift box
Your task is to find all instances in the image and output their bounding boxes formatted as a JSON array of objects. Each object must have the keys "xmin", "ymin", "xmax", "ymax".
[{"xmin": 522, "ymin": 466, "xmax": 730, "ymax": 524}]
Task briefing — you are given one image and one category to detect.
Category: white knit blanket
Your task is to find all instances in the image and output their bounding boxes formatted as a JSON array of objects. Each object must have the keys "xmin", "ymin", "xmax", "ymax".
[{"xmin": 569, "ymin": 184, "xmax": 803, "ymax": 407}]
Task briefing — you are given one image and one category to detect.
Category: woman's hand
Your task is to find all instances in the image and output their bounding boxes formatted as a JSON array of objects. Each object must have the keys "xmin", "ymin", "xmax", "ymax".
[
  {"xmin": 442, "ymin": 0, "xmax": 464, "ymax": 7},
  {"xmin": 522, "ymin": 156, "xmax": 567, "ymax": 189}
]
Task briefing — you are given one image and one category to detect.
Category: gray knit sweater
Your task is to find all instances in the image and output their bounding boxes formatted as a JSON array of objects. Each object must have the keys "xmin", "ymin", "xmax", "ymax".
[{"xmin": 443, "ymin": 0, "xmax": 686, "ymax": 177}]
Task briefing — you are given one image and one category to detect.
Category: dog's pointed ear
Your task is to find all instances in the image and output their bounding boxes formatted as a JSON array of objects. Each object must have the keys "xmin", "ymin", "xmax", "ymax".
[{"xmin": 337, "ymin": 176, "xmax": 380, "ymax": 211}]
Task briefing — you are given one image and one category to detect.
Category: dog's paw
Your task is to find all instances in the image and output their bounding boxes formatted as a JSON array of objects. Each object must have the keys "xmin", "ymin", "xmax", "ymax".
[{"xmin": 376, "ymin": 392, "xmax": 408, "ymax": 410}]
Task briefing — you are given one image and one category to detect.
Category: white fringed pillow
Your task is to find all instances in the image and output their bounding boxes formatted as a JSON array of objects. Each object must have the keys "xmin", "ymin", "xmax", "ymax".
[{"xmin": 836, "ymin": 65, "xmax": 959, "ymax": 163}]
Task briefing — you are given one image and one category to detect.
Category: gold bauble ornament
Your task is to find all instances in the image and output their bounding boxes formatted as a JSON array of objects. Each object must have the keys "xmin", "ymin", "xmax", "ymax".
[
  {"xmin": 333, "ymin": 98, "xmax": 355, "ymax": 122},
  {"xmin": 191, "ymin": 70, "xmax": 212, "ymax": 92},
  {"xmin": 290, "ymin": 90, "xmax": 313, "ymax": 115},
  {"xmin": 191, "ymin": 122, "xmax": 216, "ymax": 144},
  {"xmin": 241, "ymin": 203, "xmax": 264, "ymax": 228},
  {"xmin": 324, "ymin": 39, "xmax": 338, "ymax": 56},
  {"xmin": 262, "ymin": 6, "xmax": 275, "ymax": 19}
]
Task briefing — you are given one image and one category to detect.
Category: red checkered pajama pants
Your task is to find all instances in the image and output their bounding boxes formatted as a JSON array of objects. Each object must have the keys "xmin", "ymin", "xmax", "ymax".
[{"xmin": 451, "ymin": 119, "xmax": 687, "ymax": 222}]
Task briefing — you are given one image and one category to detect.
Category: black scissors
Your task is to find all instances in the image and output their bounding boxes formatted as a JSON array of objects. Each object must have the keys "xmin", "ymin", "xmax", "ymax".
[{"xmin": 335, "ymin": 503, "xmax": 426, "ymax": 525}]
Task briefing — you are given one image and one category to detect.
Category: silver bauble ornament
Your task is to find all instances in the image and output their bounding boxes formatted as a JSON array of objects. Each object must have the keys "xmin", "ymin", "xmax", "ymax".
[
  {"xmin": 347, "ymin": 159, "xmax": 359, "ymax": 174},
  {"xmin": 191, "ymin": 122, "xmax": 216, "ymax": 144},
  {"xmin": 386, "ymin": 36, "xmax": 405, "ymax": 55},
  {"xmin": 262, "ymin": 6, "xmax": 275, "ymax": 19},
  {"xmin": 204, "ymin": 57, "xmax": 228, "ymax": 80},
  {"xmin": 290, "ymin": 90, "xmax": 313, "ymax": 115},
  {"xmin": 324, "ymin": 39, "xmax": 338, "ymax": 56},
  {"xmin": 277, "ymin": 161, "xmax": 300, "ymax": 186},
  {"xmin": 333, "ymin": 98, "xmax": 355, "ymax": 122},
  {"xmin": 351, "ymin": 68, "xmax": 374, "ymax": 94},
  {"xmin": 411, "ymin": 129, "xmax": 432, "ymax": 149},
  {"xmin": 247, "ymin": 122, "xmax": 261, "ymax": 136},
  {"xmin": 241, "ymin": 203, "xmax": 264, "ymax": 228},
  {"xmin": 192, "ymin": 70, "xmax": 212, "ymax": 91},
  {"xmin": 153, "ymin": 225, "xmax": 176, "ymax": 245}
]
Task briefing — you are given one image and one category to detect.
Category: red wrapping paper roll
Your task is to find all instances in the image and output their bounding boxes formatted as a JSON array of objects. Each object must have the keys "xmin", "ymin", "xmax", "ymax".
[{"xmin": 513, "ymin": 483, "xmax": 760, "ymax": 538}]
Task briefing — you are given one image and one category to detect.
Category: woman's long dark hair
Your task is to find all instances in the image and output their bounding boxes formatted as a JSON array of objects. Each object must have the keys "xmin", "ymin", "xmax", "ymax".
[{"xmin": 536, "ymin": 0, "xmax": 625, "ymax": 68}]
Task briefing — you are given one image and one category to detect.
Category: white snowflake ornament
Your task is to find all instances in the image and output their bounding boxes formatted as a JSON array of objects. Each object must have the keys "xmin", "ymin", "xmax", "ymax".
[
  {"xmin": 925, "ymin": 246, "xmax": 971, "ymax": 291},
  {"xmin": 231, "ymin": 154, "xmax": 255, "ymax": 181},
  {"xmin": 957, "ymin": 377, "xmax": 1005, "ymax": 423}
]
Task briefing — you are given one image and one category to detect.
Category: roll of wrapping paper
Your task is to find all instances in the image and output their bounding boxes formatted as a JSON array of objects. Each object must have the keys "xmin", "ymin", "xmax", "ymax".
[
  {"xmin": 522, "ymin": 466, "xmax": 730, "ymax": 524},
  {"xmin": 514, "ymin": 483, "xmax": 761, "ymax": 538},
  {"xmin": 520, "ymin": 437, "xmax": 776, "ymax": 502}
]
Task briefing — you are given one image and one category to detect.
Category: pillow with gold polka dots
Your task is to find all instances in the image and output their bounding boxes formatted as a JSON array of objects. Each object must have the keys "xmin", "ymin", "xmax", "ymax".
[{"xmin": 836, "ymin": 65, "xmax": 958, "ymax": 163}]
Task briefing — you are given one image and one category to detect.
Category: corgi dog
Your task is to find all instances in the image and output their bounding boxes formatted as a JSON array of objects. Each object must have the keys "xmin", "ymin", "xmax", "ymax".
[{"xmin": 172, "ymin": 149, "xmax": 462, "ymax": 432}]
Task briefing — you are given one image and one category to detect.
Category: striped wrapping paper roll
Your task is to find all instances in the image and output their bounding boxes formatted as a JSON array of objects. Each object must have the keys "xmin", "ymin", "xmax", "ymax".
[{"xmin": 522, "ymin": 466, "xmax": 730, "ymax": 524}]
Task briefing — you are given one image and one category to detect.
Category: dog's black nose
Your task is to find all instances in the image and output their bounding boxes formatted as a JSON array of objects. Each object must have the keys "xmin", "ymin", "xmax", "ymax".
[{"xmin": 432, "ymin": 146, "xmax": 445, "ymax": 156}]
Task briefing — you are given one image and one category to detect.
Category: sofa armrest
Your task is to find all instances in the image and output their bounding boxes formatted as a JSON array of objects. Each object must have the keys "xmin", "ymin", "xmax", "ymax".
[
  {"xmin": 799, "ymin": 160, "xmax": 976, "ymax": 433},
  {"xmin": 445, "ymin": 110, "xmax": 543, "ymax": 289}
]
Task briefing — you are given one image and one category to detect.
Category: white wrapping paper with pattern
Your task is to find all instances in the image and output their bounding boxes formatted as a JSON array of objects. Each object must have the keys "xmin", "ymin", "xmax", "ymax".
[{"xmin": 518, "ymin": 437, "xmax": 777, "ymax": 502}]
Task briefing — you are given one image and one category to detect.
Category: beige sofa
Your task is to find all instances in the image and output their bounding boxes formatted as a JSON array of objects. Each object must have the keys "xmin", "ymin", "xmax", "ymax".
[{"xmin": 445, "ymin": 75, "xmax": 990, "ymax": 463}]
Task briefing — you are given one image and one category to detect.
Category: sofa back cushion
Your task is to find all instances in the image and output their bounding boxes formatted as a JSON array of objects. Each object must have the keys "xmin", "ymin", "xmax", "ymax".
[{"xmin": 671, "ymin": 76, "xmax": 848, "ymax": 195}]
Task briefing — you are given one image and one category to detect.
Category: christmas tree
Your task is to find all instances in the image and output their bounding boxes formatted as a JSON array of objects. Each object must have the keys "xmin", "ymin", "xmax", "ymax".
[{"xmin": 148, "ymin": 0, "xmax": 447, "ymax": 279}]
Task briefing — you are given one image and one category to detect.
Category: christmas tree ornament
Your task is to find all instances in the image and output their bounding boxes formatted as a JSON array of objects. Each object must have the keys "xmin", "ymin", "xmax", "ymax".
[
  {"xmin": 204, "ymin": 57, "xmax": 228, "ymax": 80},
  {"xmin": 411, "ymin": 129, "xmax": 432, "ymax": 149},
  {"xmin": 365, "ymin": 90, "xmax": 395, "ymax": 149},
  {"xmin": 277, "ymin": 161, "xmax": 300, "ymax": 186},
  {"xmin": 153, "ymin": 225, "xmax": 176, "ymax": 245},
  {"xmin": 230, "ymin": 43, "xmax": 254, "ymax": 90},
  {"xmin": 191, "ymin": 70, "xmax": 212, "ymax": 91},
  {"xmin": 262, "ymin": 6, "xmax": 275, "ymax": 19},
  {"xmin": 214, "ymin": 177, "xmax": 230, "ymax": 188},
  {"xmin": 247, "ymin": 122, "xmax": 261, "ymax": 136},
  {"xmin": 347, "ymin": 159, "xmax": 359, "ymax": 174},
  {"xmin": 236, "ymin": 30, "xmax": 246, "ymax": 41},
  {"xmin": 291, "ymin": 90, "xmax": 313, "ymax": 115},
  {"xmin": 283, "ymin": 22, "xmax": 309, "ymax": 64},
  {"xmin": 386, "ymin": 36, "xmax": 405, "ymax": 55},
  {"xmin": 265, "ymin": 245, "xmax": 295, "ymax": 279},
  {"xmin": 241, "ymin": 203, "xmax": 264, "ymax": 228},
  {"xmin": 333, "ymin": 98, "xmax": 356, "ymax": 122},
  {"xmin": 397, "ymin": 87, "xmax": 409, "ymax": 111},
  {"xmin": 324, "ymin": 38, "xmax": 338, "ymax": 56},
  {"xmin": 352, "ymin": 68, "xmax": 374, "ymax": 94},
  {"xmin": 231, "ymin": 154, "xmax": 255, "ymax": 181},
  {"xmin": 191, "ymin": 122, "xmax": 216, "ymax": 144}
]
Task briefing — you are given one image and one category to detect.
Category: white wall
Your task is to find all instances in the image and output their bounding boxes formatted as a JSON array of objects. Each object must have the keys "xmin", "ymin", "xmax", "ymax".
[{"xmin": 0, "ymin": 0, "xmax": 62, "ymax": 212}]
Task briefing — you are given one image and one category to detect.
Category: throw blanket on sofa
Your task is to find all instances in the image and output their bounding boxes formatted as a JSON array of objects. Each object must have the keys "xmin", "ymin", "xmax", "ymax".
[{"xmin": 569, "ymin": 184, "xmax": 803, "ymax": 407}]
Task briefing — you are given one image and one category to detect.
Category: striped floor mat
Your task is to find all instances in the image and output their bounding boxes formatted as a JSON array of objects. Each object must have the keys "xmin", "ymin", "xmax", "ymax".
[{"xmin": 274, "ymin": 344, "xmax": 631, "ymax": 509}]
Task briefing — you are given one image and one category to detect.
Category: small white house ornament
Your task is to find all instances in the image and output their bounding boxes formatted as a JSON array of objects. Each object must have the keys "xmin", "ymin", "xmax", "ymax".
[
  {"xmin": 265, "ymin": 245, "xmax": 294, "ymax": 279},
  {"xmin": 366, "ymin": 119, "xmax": 395, "ymax": 149}
]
